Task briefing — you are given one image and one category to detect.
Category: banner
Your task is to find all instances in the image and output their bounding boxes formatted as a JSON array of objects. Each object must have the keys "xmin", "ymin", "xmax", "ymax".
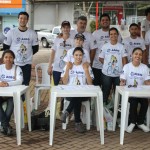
[
  {"xmin": 0, "ymin": 0, "xmax": 25, "ymax": 14},
  {"xmin": 0, "ymin": 0, "xmax": 22, "ymax": 8}
]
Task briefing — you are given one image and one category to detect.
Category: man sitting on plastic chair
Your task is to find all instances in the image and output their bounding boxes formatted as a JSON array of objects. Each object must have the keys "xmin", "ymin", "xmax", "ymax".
[{"xmin": 61, "ymin": 47, "xmax": 94, "ymax": 133}]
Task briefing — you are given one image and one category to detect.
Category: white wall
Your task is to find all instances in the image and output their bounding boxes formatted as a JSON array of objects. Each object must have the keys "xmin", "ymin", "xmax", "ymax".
[
  {"xmin": 2, "ymin": 16, "xmax": 18, "ymax": 35},
  {"xmin": 34, "ymin": 2, "xmax": 74, "ymax": 31}
]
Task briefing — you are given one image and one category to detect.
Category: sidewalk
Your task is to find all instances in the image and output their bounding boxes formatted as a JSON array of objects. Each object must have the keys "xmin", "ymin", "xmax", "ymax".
[{"xmin": 0, "ymin": 49, "xmax": 150, "ymax": 150}]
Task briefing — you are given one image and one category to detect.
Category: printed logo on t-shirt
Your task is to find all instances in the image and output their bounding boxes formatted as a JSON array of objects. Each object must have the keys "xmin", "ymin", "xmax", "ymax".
[
  {"xmin": 107, "ymin": 55, "xmax": 119, "ymax": 75},
  {"xmin": 16, "ymin": 44, "xmax": 27, "ymax": 63}
]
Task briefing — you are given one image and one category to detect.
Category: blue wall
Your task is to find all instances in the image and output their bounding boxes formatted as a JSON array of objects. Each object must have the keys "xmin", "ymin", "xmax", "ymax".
[{"xmin": 0, "ymin": 0, "xmax": 26, "ymax": 15}]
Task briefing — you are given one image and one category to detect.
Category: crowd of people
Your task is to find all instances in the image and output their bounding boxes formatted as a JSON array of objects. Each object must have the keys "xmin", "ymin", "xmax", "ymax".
[{"xmin": 1, "ymin": 8, "xmax": 150, "ymax": 136}]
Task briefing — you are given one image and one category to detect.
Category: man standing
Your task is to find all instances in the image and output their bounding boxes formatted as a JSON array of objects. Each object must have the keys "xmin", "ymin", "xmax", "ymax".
[
  {"xmin": 141, "ymin": 7, "xmax": 150, "ymax": 39},
  {"xmin": 92, "ymin": 13, "xmax": 122, "ymax": 87},
  {"xmin": 123, "ymin": 23, "xmax": 146, "ymax": 64},
  {"xmin": 70, "ymin": 16, "xmax": 97, "ymax": 65},
  {"xmin": 3, "ymin": 11, "xmax": 39, "ymax": 86}
]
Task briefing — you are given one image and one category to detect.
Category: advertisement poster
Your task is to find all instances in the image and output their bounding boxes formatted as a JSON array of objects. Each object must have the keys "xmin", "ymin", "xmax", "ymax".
[{"xmin": 0, "ymin": 0, "xmax": 26, "ymax": 14}]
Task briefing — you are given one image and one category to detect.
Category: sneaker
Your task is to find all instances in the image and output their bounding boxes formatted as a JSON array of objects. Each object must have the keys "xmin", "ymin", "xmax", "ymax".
[
  {"xmin": 6, "ymin": 125, "xmax": 13, "ymax": 136},
  {"xmin": 126, "ymin": 123, "xmax": 135, "ymax": 133},
  {"xmin": 75, "ymin": 122, "xmax": 86, "ymax": 133},
  {"xmin": 61, "ymin": 111, "xmax": 69, "ymax": 123},
  {"xmin": 137, "ymin": 124, "xmax": 150, "ymax": 132},
  {"xmin": 1, "ymin": 125, "xmax": 13, "ymax": 136}
]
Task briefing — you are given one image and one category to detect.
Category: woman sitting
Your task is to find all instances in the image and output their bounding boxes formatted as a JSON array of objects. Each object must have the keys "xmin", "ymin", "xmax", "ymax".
[
  {"xmin": 0, "ymin": 50, "xmax": 23, "ymax": 136},
  {"xmin": 120, "ymin": 47, "xmax": 150, "ymax": 133},
  {"xmin": 61, "ymin": 47, "xmax": 94, "ymax": 133}
]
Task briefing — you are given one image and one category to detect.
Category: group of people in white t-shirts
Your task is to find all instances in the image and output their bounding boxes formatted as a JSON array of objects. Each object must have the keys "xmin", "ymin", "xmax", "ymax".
[{"xmin": 47, "ymin": 13, "xmax": 150, "ymax": 134}]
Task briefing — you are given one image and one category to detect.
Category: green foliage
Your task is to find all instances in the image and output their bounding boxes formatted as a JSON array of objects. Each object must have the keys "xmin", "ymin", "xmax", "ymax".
[{"xmin": 89, "ymin": 20, "xmax": 101, "ymax": 33}]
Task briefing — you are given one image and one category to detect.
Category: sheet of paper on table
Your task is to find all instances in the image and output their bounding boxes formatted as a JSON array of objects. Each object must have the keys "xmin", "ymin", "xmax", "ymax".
[
  {"xmin": 56, "ymin": 85, "xmax": 98, "ymax": 90},
  {"xmin": 124, "ymin": 85, "xmax": 150, "ymax": 91}
]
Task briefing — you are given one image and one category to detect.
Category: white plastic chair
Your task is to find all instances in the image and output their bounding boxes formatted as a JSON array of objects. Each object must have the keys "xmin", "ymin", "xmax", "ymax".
[
  {"xmin": 34, "ymin": 63, "xmax": 51, "ymax": 110},
  {"xmin": 62, "ymin": 99, "xmax": 91, "ymax": 130}
]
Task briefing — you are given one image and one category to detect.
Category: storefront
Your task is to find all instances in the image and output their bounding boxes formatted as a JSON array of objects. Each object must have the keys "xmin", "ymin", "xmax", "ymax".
[{"xmin": 0, "ymin": 0, "xmax": 26, "ymax": 35}]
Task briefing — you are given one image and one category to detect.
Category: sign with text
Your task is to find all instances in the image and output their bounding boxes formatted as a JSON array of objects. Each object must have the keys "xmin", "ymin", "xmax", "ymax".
[
  {"xmin": 0, "ymin": 0, "xmax": 22, "ymax": 8},
  {"xmin": 0, "ymin": 0, "xmax": 25, "ymax": 15}
]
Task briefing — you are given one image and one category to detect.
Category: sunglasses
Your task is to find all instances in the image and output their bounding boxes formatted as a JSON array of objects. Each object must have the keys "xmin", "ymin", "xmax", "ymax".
[{"xmin": 128, "ymin": 85, "xmax": 137, "ymax": 88}]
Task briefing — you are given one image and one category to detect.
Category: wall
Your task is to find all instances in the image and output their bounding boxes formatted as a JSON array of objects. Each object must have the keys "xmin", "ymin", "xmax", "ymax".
[
  {"xmin": 34, "ymin": 2, "xmax": 74, "ymax": 30},
  {"xmin": 2, "ymin": 16, "xmax": 18, "ymax": 35}
]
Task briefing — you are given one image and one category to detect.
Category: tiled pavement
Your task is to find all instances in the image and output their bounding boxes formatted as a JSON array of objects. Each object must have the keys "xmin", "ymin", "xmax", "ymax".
[{"xmin": 0, "ymin": 49, "xmax": 150, "ymax": 150}]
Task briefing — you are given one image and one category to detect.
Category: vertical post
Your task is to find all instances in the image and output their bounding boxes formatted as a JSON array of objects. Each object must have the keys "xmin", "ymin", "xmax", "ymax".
[{"xmin": 96, "ymin": 1, "xmax": 99, "ymax": 30}]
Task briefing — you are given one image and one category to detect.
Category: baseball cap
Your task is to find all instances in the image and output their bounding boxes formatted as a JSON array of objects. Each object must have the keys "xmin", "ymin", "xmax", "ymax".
[
  {"xmin": 61, "ymin": 21, "xmax": 71, "ymax": 28},
  {"xmin": 74, "ymin": 33, "xmax": 85, "ymax": 41}
]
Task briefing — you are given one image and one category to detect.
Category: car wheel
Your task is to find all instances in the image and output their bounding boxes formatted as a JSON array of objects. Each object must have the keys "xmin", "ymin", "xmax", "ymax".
[{"xmin": 42, "ymin": 38, "xmax": 49, "ymax": 48}]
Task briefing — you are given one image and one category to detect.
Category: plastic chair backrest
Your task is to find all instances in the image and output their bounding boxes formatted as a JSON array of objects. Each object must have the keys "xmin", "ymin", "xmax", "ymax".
[{"xmin": 35, "ymin": 63, "xmax": 50, "ymax": 85}]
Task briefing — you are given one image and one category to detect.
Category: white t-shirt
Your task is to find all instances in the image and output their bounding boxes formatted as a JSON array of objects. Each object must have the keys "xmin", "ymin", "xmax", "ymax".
[
  {"xmin": 61, "ymin": 64, "xmax": 94, "ymax": 85},
  {"xmin": 63, "ymin": 47, "xmax": 90, "ymax": 63},
  {"xmin": 120, "ymin": 62, "xmax": 150, "ymax": 86},
  {"xmin": 70, "ymin": 30, "xmax": 97, "ymax": 53},
  {"xmin": 0, "ymin": 64, "xmax": 23, "ymax": 86},
  {"xmin": 145, "ymin": 30, "xmax": 150, "ymax": 63},
  {"xmin": 3, "ymin": 28, "xmax": 39, "ymax": 66},
  {"xmin": 141, "ymin": 19, "xmax": 150, "ymax": 32},
  {"xmin": 52, "ymin": 37, "xmax": 74, "ymax": 72},
  {"xmin": 99, "ymin": 42, "xmax": 127, "ymax": 77},
  {"xmin": 92, "ymin": 29, "xmax": 122, "ymax": 69},
  {"xmin": 122, "ymin": 36, "xmax": 146, "ymax": 62}
]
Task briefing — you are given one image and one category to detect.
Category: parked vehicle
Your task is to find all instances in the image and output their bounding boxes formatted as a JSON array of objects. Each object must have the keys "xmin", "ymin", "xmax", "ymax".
[{"xmin": 37, "ymin": 26, "xmax": 74, "ymax": 48}]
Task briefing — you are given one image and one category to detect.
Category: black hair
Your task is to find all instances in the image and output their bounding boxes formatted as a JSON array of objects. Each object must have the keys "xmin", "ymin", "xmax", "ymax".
[
  {"xmin": 109, "ymin": 27, "xmax": 119, "ymax": 35},
  {"xmin": 2, "ymin": 50, "xmax": 15, "ymax": 61},
  {"xmin": 145, "ymin": 7, "xmax": 150, "ymax": 16},
  {"xmin": 18, "ymin": 12, "xmax": 29, "ymax": 19},
  {"xmin": 73, "ymin": 47, "xmax": 84, "ymax": 55},
  {"xmin": 78, "ymin": 16, "xmax": 87, "ymax": 22},
  {"xmin": 129, "ymin": 23, "xmax": 139, "ymax": 28},
  {"xmin": 100, "ymin": 13, "xmax": 110, "ymax": 21},
  {"xmin": 132, "ymin": 47, "xmax": 143, "ymax": 54}
]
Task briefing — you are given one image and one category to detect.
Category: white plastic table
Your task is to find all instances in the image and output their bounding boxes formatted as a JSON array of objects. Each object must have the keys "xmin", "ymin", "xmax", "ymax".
[
  {"xmin": 0, "ymin": 85, "xmax": 31, "ymax": 145},
  {"xmin": 113, "ymin": 86, "xmax": 150, "ymax": 145},
  {"xmin": 49, "ymin": 85, "xmax": 104, "ymax": 146}
]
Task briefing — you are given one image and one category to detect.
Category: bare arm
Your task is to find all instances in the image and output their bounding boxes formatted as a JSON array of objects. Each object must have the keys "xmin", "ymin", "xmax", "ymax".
[
  {"xmin": 62, "ymin": 62, "xmax": 73, "ymax": 85},
  {"xmin": 47, "ymin": 49, "xmax": 55, "ymax": 75},
  {"xmin": 142, "ymin": 49, "xmax": 148, "ymax": 64},
  {"xmin": 90, "ymin": 49, "xmax": 96, "ymax": 66},
  {"xmin": 83, "ymin": 63, "xmax": 93, "ymax": 85},
  {"xmin": 99, "ymin": 57, "xmax": 104, "ymax": 64},
  {"xmin": 122, "ymin": 57, "xmax": 128, "ymax": 66},
  {"xmin": 120, "ymin": 79, "xmax": 126, "ymax": 86},
  {"xmin": 142, "ymin": 31, "xmax": 145, "ymax": 39}
]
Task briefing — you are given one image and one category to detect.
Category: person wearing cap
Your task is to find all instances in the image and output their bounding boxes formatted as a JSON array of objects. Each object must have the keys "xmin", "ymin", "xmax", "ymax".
[
  {"xmin": 63, "ymin": 33, "xmax": 90, "ymax": 64},
  {"xmin": 47, "ymin": 21, "xmax": 74, "ymax": 85},
  {"xmin": 70, "ymin": 16, "xmax": 97, "ymax": 65}
]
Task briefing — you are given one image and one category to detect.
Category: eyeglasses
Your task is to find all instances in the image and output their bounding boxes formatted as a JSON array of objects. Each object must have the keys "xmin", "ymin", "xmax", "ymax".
[{"xmin": 128, "ymin": 85, "xmax": 137, "ymax": 88}]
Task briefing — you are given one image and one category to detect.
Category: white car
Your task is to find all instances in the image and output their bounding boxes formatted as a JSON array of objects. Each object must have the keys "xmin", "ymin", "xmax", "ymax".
[{"xmin": 37, "ymin": 26, "xmax": 74, "ymax": 48}]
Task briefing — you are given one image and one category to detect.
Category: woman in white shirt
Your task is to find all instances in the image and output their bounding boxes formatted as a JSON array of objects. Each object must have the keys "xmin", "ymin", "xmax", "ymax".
[
  {"xmin": 47, "ymin": 21, "xmax": 74, "ymax": 85},
  {"xmin": 99, "ymin": 27, "xmax": 127, "ymax": 105},
  {"xmin": 120, "ymin": 47, "xmax": 150, "ymax": 133},
  {"xmin": 0, "ymin": 50, "xmax": 23, "ymax": 136},
  {"xmin": 61, "ymin": 47, "xmax": 94, "ymax": 133}
]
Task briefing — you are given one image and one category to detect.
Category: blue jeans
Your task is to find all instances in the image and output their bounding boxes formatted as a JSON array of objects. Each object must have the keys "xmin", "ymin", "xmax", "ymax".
[
  {"xmin": 53, "ymin": 71, "xmax": 62, "ymax": 85},
  {"xmin": 129, "ymin": 98, "xmax": 148, "ymax": 125},
  {"xmin": 66, "ymin": 97, "xmax": 88, "ymax": 123},
  {"xmin": 92, "ymin": 68, "xmax": 102, "ymax": 87},
  {"xmin": 0, "ymin": 97, "xmax": 14, "ymax": 127},
  {"xmin": 102, "ymin": 73, "xmax": 120, "ymax": 104}
]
